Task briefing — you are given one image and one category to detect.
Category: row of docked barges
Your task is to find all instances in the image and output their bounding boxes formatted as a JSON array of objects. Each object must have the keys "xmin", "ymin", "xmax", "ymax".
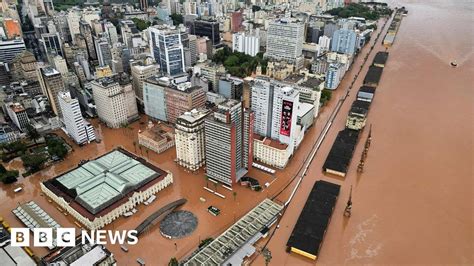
[
  {"xmin": 383, "ymin": 7, "xmax": 408, "ymax": 47},
  {"xmin": 323, "ymin": 51, "xmax": 389, "ymax": 177}
]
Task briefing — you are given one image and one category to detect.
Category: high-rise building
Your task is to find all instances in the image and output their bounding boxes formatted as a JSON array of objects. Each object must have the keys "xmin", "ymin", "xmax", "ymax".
[
  {"xmin": 149, "ymin": 25, "xmax": 185, "ymax": 76},
  {"xmin": 192, "ymin": 19, "xmax": 220, "ymax": 45},
  {"xmin": 53, "ymin": 11, "xmax": 72, "ymax": 43},
  {"xmin": 58, "ymin": 91, "xmax": 96, "ymax": 144},
  {"xmin": 68, "ymin": 9, "xmax": 82, "ymax": 43},
  {"xmin": 79, "ymin": 20, "xmax": 97, "ymax": 60},
  {"xmin": 231, "ymin": 11, "xmax": 243, "ymax": 32},
  {"xmin": 265, "ymin": 19, "xmax": 304, "ymax": 62},
  {"xmin": 251, "ymin": 77, "xmax": 300, "ymax": 148},
  {"xmin": 131, "ymin": 63, "xmax": 159, "ymax": 104},
  {"xmin": 232, "ymin": 32, "xmax": 260, "ymax": 56},
  {"xmin": 52, "ymin": 55, "xmax": 68, "ymax": 76},
  {"xmin": 318, "ymin": 35, "xmax": 331, "ymax": 52},
  {"xmin": 40, "ymin": 33, "xmax": 63, "ymax": 58},
  {"xmin": 143, "ymin": 76, "xmax": 168, "ymax": 121},
  {"xmin": 251, "ymin": 77, "xmax": 273, "ymax": 137},
  {"xmin": 140, "ymin": 0, "xmax": 148, "ymax": 11},
  {"xmin": 11, "ymin": 50, "xmax": 37, "ymax": 82},
  {"xmin": 5, "ymin": 103, "xmax": 30, "ymax": 132},
  {"xmin": 119, "ymin": 20, "xmax": 136, "ymax": 48},
  {"xmin": 165, "ymin": 82, "xmax": 206, "ymax": 124},
  {"xmin": 175, "ymin": 109, "xmax": 209, "ymax": 171},
  {"xmin": 218, "ymin": 76, "xmax": 243, "ymax": 100},
  {"xmin": 94, "ymin": 36, "xmax": 112, "ymax": 67},
  {"xmin": 205, "ymin": 100, "xmax": 253, "ymax": 185},
  {"xmin": 0, "ymin": 39, "xmax": 26, "ymax": 64},
  {"xmin": 38, "ymin": 67, "xmax": 66, "ymax": 117},
  {"xmin": 323, "ymin": 21, "xmax": 339, "ymax": 39},
  {"xmin": 104, "ymin": 22, "xmax": 118, "ymax": 44},
  {"xmin": 91, "ymin": 77, "xmax": 137, "ymax": 128},
  {"xmin": 188, "ymin": 34, "xmax": 198, "ymax": 65},
  {"xmin": 325, "ymin": 63, "xmax": 345, "ymax": 90},
  {"xmin": 331, "ymin": 29, "xmax": 358, "ymax": 55}
]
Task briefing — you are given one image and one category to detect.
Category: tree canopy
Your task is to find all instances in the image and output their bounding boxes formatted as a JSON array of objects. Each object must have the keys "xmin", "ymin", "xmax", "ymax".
[
  {"xmin": 21, "ymin": 153, "xmax": 48, "ymax": 172},
  {"xmin": 170, "ymin": 13, "xmax": 183, "ymax": 26},
  {"xmin": 325, "ymin": 3, "xmax": 392, "ymax": 20},
  {"xmin": 132, "ymin": 18, "xmax": 151, "ymax": 31},
  {"xmin": 46, "ymin": 137, "xmax": 68, "ymax": 160},
  {"xmin": 212, "ymin": 47, "xmax": 267, "ymax": 78}
]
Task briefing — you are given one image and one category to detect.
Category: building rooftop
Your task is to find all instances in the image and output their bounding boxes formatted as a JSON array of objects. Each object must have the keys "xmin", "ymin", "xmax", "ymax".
[
  {"xmin": 177, "ymin": 109, "xmax": 210, "ymax": 124},
  {"xmin": 184, "ymin": 199, "xmax": 283, "ymax": 265},
  {"xmin": 287, "ymin": 180, "xmax": 340, "ymax": 260},
  {"xmin": 300, "ymin": 77, "xmax": 323, "ymax": 90},
  {"xmin": 43, "ymin": 148, "xmax": 167, "ymax": 219},
  {"xmin": 297, "ymin": 102, "xmax": 314, "ymax": 117},
  {"xmin": 139, "ymin": 122, "xmax": 174, "ymax": 143},
  {"xmin": 41, "ymin": 67, "xmax": 60, "ymax": 77},
  {"xmin": 373, "ymin": 51, "xmax": 389, "ymax": 66}
]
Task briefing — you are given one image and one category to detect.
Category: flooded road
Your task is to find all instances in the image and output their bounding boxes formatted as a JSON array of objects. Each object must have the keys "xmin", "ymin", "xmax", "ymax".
[
  {"xmin": 1, "ymin": 1, "xmax": 472, "ymax": 265},
  {"xmin": 253, "ymin": 0, "xmax": 473, "ymax": 265}
]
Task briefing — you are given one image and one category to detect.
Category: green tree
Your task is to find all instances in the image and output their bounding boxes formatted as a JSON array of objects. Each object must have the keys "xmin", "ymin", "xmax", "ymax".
[
  {"xmin": 320, "ymin": 89, "xmax": 333, "ymax": 105},
  {"xmin": 26, "ymin": 124, "xmax": 40, "ymax": 144},
  {"xmin": 21, "ymin": 153, "xmax": 48, "ymax": 172},
  {"xmin": 262, "ymin": 247, "xmax": 272, "ymax": 266},
  {"xmin": 131, "ymin": 18, "xmax": 151, "ymax": 31},
  {"xmin": 4, "ymin": 141, "xmax": 27, "ymax": 154},
  {"xmin": 0, "ymin": 169, "xmax": 19, "ymax": 184},
  {"xmin": 198, "ymin": 237, "xmax": 214, "ymax": 248},
  {"xmin": 46, "ymin": 138, "xmax": 68, "ymax": 159},
  {"xmin": 168, "ymin": 257, "xmax": 178, "ymax": 266},
  {"xmin": 170, "ymin": 13, "xmax": 183, "ymax": 26}
]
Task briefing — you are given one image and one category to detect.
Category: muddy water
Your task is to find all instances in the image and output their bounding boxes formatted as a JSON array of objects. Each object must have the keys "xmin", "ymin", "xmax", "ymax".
[
  {"xmin": 1, "ymin": 1, "xmax": 472, "ymax": 265},
  {"xmin": 253, "ymin": 1, "xmax": 473, "ymax": 265}
]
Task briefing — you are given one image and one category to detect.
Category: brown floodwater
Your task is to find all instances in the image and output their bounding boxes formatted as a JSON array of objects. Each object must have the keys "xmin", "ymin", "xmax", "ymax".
[
  {"xmin": 1, "ymin": 1, "xmax": 472, "ymax": 265},
  {"xmin": 252, "ymin": 0, "xmax": 474, "ymax": 265}
]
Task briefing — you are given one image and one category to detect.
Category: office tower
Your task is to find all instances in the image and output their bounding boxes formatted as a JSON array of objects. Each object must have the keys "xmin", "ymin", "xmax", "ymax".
[
  {"xmin": 242, "ymin": 77, "xmax": 252, "ymax": 109},
  {"xmin": 200, "ymin": 63, "xmax": 226, "ymax": 91},
  {"xmin": 68, "ymin": 9, "xmax": 81, "ymax": 43},
  {"xmin": 94, "ymin": 36, "xmax": 112, "ymax": 67},
  {"xmin": 325, "ymin": 63, "xmax": 345, "ymax": 90},
  {"xmin": 52, "ymin": 55, "xmax": 68, "ymax": 76},
  {"xmin": 165, "ymin": 82, "xmax": 206, "ymax": 124},
  {"xmin": 175, "ymin": 109, "xmax": 209, "ymax": 171},
  {"xmin": 306, "ymin": 24, "xmax": 323, "ymax": 44},
  {"xmin": 111, "ymin": 43, "xmax": 130, "ymax": 74},
  {"xmin": 58, "ymin": 91, "xmax": 96, "ymax": 144},
  {"xmin": 251, "ymin": 77, "xmax": 273, "ymax": 137},
  {"xmin": 251, "ymin": 77, "xmax": 300, "ymax": 147},
  {"xmin": 0, "ymin": 62, "xmax": 10, "ymax": 86},
  {"xmin": 11, "ymin": 50, "xmax": 37, "ymax": 82},
  {"xmin": 149, "ymin": 26, "xmax": 185, "ymax": 76},
  {"xmin": 43, "ymin": 0, "xmax": 55, "ymax": 15},
  {"xmin": 120, "ymin": 20, "xmax": 136, "ymax": 48},
  {"xmin": 331, "ymin": 29, "xmax": 358, "ymax": 55},
  {"xmin": 0, "ymin": 39, "xmax": 26, "ymax": 64},
  {"xmin": 53, "ymin": 11, "xmax": 71, "ymax": 43},
  {"xmin": 91, "ymin": 20, "xmax": 103, "ymax": 36},
  {"xmin": 40, "ymin": 33, "xmax": 63, "ymax": 59},
  {"xmin": 5, "ymin": 103, "xmax": 30, "ymax": 132},
  {"xmin": 140, "ymin": 0, "xmax": 148, "ymax": 11},
  {"xmin": 324, "ymin": 21, "xmax": 339, "ymax": 38},
  {"xmin": 79, "ymin": 20, "xmax": 97, "ymax": 60},
  {"xmin": 318, "ymin": 35, "xmax": 331, "ymax": 52},
  {"xmin": 188, "ymin": 34, "xmax": 198, "ymax": 65},
  {"xmin": 131, "ymin": 63, "xmax": 159, "ymax": 104},
  {"xmin": 38, "ymin": 67, "xmax": 66, "ymax": 117},
  {"xmin": 104, "ymin": 22, "xmax": 118, "ymax": 44},
  {"xmin": 265, "ymin": 19, "xmax": 304, "ymax": 62},
  {"xmin": 192, "ymin": 19, "xmax": 220, "ymax": 45},
  {"xmin": 270, "ymin": 86, "xmax": 299, "ymax": 145},
  {"xmin": 232, "ymin": 32, "xmax": 260, "ymax": 56},
  {"xmin": 231, "ymin": 11, "xmax": 243, "ymax": 32},
  {"xmin": 91, "ymin": 77, "xmax": 137, "ymax": 128},
  {"xmin": 205, "ymin": 100, "xmax": 253, "ymax": 185},
  {"xmin": 143, "ymin": 76, "xmax": 168, "ymax": 121},
  {"xmin": 218, "ymin": 76, "xmax": 243, "ymax": 100}
]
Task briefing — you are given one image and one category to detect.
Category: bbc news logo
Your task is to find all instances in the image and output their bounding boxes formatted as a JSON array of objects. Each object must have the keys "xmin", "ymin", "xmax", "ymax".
[{"xmin": 10, "ymin": 228, "xmax": 138, "ymax": 247}]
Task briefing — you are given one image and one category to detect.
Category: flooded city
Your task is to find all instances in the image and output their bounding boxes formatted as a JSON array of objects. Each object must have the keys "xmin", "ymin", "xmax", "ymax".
[{"xmin": 0, "ymin": 0, "xmax": 472, "ymax": 265}]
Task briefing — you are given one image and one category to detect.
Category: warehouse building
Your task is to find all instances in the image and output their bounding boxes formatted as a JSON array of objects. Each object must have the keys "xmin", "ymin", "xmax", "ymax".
[
  {"xmin": 363, "ymin": 66, "xmax": 384, "ymax": 87},
  {"xmin": 41, "ymin": 148, "xmax": 173, "ymax": 230},
  {"xmin": 323, "ymin": 129, "xmax": 360, "ymax": 177},
  {"xmin": 287, "ymin": 180, "xmax": 340, "ymax": 260}
]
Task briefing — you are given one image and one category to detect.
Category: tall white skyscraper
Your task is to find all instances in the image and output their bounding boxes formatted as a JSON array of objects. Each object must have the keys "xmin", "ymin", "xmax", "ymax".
[
  {"xmin": 265, "ymin": 19, "xmax": 304, "ymax": 62},
  {"xmin": 251, "ymin": 77, "xmax": 300, "ymax": 148},
  {"xmin": 58, "ymin": 91, "xmax": 96, "ymax": 144}
]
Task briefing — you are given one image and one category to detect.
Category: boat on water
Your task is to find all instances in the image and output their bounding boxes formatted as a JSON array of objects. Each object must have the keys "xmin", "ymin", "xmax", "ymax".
[{"xmin": 450, "ymin": 61, "xmax": 458, "ymax": 67}]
